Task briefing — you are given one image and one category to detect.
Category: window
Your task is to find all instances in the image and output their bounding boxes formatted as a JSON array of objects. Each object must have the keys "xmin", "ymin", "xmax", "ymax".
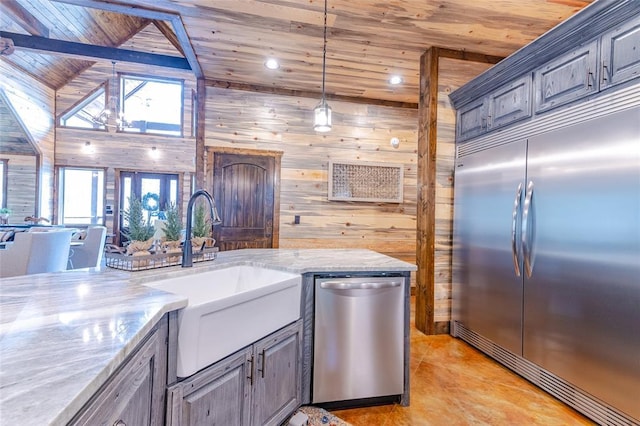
[
  {"xmin": 120, "ymin": 75, "xmax": 183, "ymax": 136},
  {"xmin": 59, "ymin": 84, "xmax": 108, "ymax": 130},
  {"xmin": 58, "ymin": 167, "xmax": 105, "ymax": 225},
  {"xmin": 0, "ymin": 160, "xmax": 7, "ymax": 208}
]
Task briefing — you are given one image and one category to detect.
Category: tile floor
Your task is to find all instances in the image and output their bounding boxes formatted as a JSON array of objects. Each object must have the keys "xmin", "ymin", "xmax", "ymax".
[{"xmin": 329, "ymin": 298, "xmax": 595, "ymax": 426}]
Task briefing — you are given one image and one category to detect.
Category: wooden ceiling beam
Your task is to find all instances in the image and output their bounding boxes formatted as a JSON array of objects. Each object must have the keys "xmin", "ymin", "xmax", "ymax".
[
  {"xmin": 0, "ymin": 0, "xmax": 49, "ymax": 38},
  {"xmin": 207, "ymin": 79, "xmax": 419, "ymax": 109},
  {"xmin": 153, "ymin": 20, "xmax": 185, "ymax": 57},
  {"xmin": 0, "ymin": 31, "xmax": 191, "ymax": 70},
  {"xmin": 51, "ymin": 0, "xmax": 202, "ymax": 78},
  {"xmin": 437, "ymin": 48, "xmax": 505, "ymax": 65}
]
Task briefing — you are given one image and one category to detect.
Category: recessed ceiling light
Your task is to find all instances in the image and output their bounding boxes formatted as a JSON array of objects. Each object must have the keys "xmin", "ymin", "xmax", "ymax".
[
  {"xmin": 389, "ymin": 75, "xmax": 403, "ymax": 85},
  {"xmin": 265, "ymin": 58, "xmax": 280, "ymax": 70}
]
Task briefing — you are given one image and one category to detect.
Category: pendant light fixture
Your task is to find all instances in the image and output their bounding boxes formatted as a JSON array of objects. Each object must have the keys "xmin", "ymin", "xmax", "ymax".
[
  {"xmin": 93, "ymin": 61, "xmax": 129, "ymax": 130},
  {"xmin": 313, "ymin": 0, "xmax": 332, "ymax": 132}
]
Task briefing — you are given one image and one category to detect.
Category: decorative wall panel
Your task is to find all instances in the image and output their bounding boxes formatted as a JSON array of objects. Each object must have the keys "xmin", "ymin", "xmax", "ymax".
[{"xmin": 328, "ymin": 161, "xmax": 403, "ymax": 203}]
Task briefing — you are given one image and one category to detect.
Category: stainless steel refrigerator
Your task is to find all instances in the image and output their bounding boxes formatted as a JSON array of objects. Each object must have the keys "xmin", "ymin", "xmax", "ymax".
[{"xmin": 452, "ymin": 106, "xmax": 640, "ymax": 420}]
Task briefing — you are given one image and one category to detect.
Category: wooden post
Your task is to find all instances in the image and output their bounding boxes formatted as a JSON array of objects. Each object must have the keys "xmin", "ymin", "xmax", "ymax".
[
  {"xmin": 195, "ymin": 78, "xmax": 206, "ymax": 190},
  {"xmin": 416, "ymin": 47, "xmax": 439, "ymax": 335}
]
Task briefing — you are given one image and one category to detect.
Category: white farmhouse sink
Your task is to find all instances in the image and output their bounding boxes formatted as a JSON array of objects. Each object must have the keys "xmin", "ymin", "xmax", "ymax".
[{"xmin": 143, "ymin": 265, "xmax": 301, "ymax": 378}]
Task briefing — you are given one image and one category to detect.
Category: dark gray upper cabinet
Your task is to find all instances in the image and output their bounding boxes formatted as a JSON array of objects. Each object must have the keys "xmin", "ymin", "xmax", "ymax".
[
  {"xmin": 489, "ymin": 75, "xmax": 532, "ymax": 131},
  {"xmin": 457, "ymin": 75, "xmax": 533, "ymax": 141},
  {"xmin": 457, "ymin": 98, "xmax": 488, "ymax": 141},
  {"xmin": 601, "ymin": 18, "xmax": 640, "ymax": 89},
  {"xmin": 534, "ymin": 40, "xmax": 599, "ymax": 113},
  {"xmin": 450, "ymin": 1, "xmax": 640, "ymax": 115}
]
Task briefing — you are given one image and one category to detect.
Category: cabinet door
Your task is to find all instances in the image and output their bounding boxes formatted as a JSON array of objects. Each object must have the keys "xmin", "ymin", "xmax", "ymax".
[
  {"xmin": 167, "ymin": 347, "xmax": 252, "ymax": 426},
  {"xmin": 534, "ymin": 40, "xmax": 598, "ymax": 113},
  {"xmin": 489, "ymin": 75, "xmax": 532, "ymax": 130},
  {"xmin": 457, "ymin": 98, "xmax": 488, "ymax": 141},
  {"xmin": 601, "ymin": 17, "xmax": 640, "ymax": 89},
  {"xmin": 251, "ymin": 320, "xmax": 302, "ymax": 426},
  {"xmin": 70, "ymin": 323, "xmax": 167, "ymax": 426}
]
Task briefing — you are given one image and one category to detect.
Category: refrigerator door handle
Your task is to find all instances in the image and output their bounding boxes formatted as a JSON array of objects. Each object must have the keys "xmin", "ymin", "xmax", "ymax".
[
  {"xmin": 511, "ymin": 183, "xmax": 523, "ymax": 277},
  {"xmin": 522, "ymin": 181, "xmax": 535, "ymax": 278}
]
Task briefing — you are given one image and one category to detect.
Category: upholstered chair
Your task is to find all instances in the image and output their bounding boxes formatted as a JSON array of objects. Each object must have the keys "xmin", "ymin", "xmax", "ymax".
[
  {"xmin": 0, "ymin": 230, "xmax": 74, "ymax": 278},
  {"xmin": 67, "ymin": 226, "xmax": 107, "ymax": 269}
]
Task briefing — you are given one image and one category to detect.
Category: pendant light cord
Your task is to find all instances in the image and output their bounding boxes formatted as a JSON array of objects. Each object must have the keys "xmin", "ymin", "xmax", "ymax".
[{"xmin": 321, "ymin": 0, "xmax": 328, "ymax": 103}]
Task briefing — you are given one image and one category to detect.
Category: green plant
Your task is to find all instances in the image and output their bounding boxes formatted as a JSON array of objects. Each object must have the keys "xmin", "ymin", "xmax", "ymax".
[
  {"xmin": 121, "ymin": 197, "xmax": 155, "ymax": 241},
  {"xmin": 0, "ymin": 207, "xmax": 11, "ymax": 215},
  {"xmin": 192, "ymin": 203, "xmax": 211, "ymax": 238},
  {"xmin": 162, "ymin": 203, "xmax": 183, "ymax": 242}
]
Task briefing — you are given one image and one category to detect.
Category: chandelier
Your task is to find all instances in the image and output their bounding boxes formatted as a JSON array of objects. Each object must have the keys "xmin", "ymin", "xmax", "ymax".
[
  {"xmin": 313, "ymin": 0, "xmax": 331, "ymax": 132},
  {"xmin": 93, "ymin": 61, "xmax": 129, "ymax": 130}
]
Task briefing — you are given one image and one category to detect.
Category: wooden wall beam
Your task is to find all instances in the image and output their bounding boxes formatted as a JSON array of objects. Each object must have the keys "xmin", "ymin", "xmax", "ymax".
[
  {"xmin": 0, "ymin": 31, "xmax": 191, "ymax": 70},
  {"xmin": 207, "ymin": 79, "xmax": 419, "ymax": 110},
  {"xmin": 0, "ymin": 0, "xmax": 49, "ymax": 38},
  {"xmin": 416, "ymin": 47, "xmax": 439, "ymax": 335},
  {"xmin": 416, "ymin": 47, "xmax": 503, "ymax": 335},
  {"xmin": 195, "ymin": 78, "xmax": 206, "ymax": 190}
]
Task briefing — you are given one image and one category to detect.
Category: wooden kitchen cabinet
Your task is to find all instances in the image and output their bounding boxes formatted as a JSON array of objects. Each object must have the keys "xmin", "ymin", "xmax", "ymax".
[
  {"xmin": 456, "ymin": 97, "xmax": 489, "ymax": 141},
  {"xmin": 601, "ymin": 16, "xmax": 640, "ymax": 89},
  {"xmin": 167, "ymin": 320, "xmax": 303, "ymax": 426},
  {"xmin": 251, "ymin": 321, "xmax": 302, "ymax": 426},
  {"xmin": 69, "ymin": 317, "xmax": 169, "ymax": 426},
  {"xmin": 534, "ymin": 39, "xmax": 599, "ymax": 113},
  {"xmin": 488, "ymin": 74, "xmax": 532, "ymax": 131},
  {"xmin": 457, "ymin": 75, "xmax": 532, "ymax": 141}
]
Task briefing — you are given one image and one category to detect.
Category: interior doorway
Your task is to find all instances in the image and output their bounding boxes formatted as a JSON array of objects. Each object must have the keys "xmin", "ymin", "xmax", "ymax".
[{"xmin": 207, "ymin": 148, "xmax": 282, "ymax": 251}]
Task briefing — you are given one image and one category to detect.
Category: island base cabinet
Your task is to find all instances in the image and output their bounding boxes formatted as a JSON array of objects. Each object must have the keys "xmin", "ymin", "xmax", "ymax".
[
  {"xmin": 251, "ymin": 323, "xmax": 302, "ymax": 426},
  {"xmin": 69, "ymin": 317, "xmax": 168, "ymax": 426},
  {"xmin": 167, "ymin": 320, "xmax": 303, "ymax": 426},
  {"xmin": 167, "ymin": 348, "xmax": 252, "ymax": 426}
]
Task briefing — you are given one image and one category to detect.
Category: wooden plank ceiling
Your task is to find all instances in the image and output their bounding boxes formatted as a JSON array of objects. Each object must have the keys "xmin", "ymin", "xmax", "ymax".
[{"xmin": 0, "ymin": 0, "xmax": 594, "ymax": 103}]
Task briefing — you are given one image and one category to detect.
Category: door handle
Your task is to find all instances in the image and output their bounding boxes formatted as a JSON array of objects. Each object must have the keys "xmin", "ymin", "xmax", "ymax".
[
  {"xmin": 511, "ymin": 183, "xmax": 523, "ymax": 277},
  {"xmin": 320, "ymin": 280, "xmax": 402, "ymax": 290},
  {"xmin": 522, "ymin": 181, "xmax": 535, "ymax": 278}
]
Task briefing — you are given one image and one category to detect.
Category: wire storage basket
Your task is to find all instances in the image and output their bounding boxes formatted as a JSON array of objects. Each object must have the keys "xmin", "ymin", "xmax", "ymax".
[{"xmin": 104, "ymin": 244, "xmax": 218, "ymax": 271}]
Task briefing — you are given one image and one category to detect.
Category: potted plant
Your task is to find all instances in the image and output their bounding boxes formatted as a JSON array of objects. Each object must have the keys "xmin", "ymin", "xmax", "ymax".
[
  {"xmin": 161, "ymin": 202, "xmax": 183, "ymax": 261},
  {"xmin": 0, "ymin": 208, "xmax": 11, "ymax": 224},
  {"xmin": 191, "ymin": 203, "xmax": 215, "ymax": 250},
  {"xmin": 121, "ymin": 197, "xmax": 155, "ymax": 265}
]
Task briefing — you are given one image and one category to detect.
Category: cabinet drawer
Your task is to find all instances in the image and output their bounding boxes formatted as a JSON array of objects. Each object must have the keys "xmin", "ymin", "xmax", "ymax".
[
  {"xmin": 534, "ymin": 40, "xmax": 599, "ymax": 113},
  {"xmin": 489, "ymin": 74, "xmax": 532, "ymax": 130},
  {"xmin": 601, "ymin": 17, "xmax": 640, "ymax": 89}
]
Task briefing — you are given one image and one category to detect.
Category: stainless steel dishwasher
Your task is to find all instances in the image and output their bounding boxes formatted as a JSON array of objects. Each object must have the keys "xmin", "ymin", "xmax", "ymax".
[{"xmin": 312, "ymin": 275, "xmax": 405, "ymax": 404}]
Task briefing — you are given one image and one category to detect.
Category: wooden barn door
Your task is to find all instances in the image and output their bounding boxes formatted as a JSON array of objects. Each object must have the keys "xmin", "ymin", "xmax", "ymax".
[{"xmin": 209, "ymin": 149, "xmax": 281, "ymax": 251}]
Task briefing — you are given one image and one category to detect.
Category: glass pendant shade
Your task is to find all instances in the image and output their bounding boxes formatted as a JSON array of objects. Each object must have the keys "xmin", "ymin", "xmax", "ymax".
[{"xmin": 314, "ymin": 101, "xmax": 332, "ymax": 132}]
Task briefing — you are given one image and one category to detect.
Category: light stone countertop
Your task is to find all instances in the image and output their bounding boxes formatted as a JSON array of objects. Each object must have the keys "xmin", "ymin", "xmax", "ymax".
[{"xmin": 0, "ymin": 248, "xmax": 415, "ymax": 425}]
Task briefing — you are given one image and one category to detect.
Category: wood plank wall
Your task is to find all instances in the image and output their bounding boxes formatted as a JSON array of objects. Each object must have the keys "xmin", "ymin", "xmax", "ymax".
[
  {"xmin": 433, "ymin": 57, "xmax": 493, "ymax": 328},
  {"xmin": 0, "ymin": 60, "xmax": 54, "ymax": 220},
  {"xmin": 203, "ymin": 86, "xmax": 418, "ymax": 267},
  {"xmin": 54, "ymin": 24, "xmax": 197, "ymax": 239}
]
